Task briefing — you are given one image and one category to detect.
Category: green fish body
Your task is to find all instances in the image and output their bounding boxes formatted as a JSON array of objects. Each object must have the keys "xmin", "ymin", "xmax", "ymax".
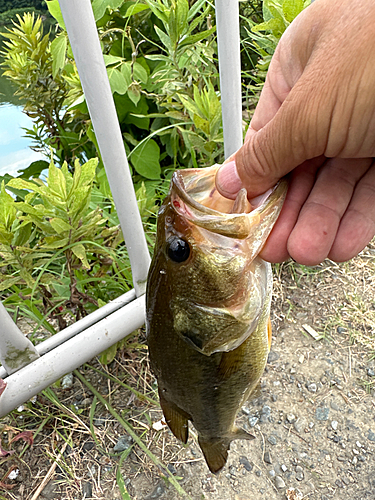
[{"xmin": 146, "ymin": 165, "xmax": 287, "ymax": 473}]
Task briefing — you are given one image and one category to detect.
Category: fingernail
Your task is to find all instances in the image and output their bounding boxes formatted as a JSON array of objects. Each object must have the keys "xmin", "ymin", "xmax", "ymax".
[{"xmin": 216, "ymin": 160, "xmax": 242, "ymax": 197}]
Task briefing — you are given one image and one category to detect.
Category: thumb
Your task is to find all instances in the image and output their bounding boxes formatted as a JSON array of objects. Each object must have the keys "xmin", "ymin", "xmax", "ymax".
[{"xmin": 216, "ymin": 80, "xmax": 325, "ymax": 199}]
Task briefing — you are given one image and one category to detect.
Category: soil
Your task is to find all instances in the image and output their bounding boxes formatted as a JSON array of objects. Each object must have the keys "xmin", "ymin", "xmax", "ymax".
[{"xmin": 2, "ymin": 245, "xmax": 375, "ymax": 500}]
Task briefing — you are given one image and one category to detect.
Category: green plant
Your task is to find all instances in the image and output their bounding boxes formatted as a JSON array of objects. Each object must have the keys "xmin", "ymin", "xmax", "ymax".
[{"xmin": 0, "ymin": 157, "xmax": 131, "ymax": 333}]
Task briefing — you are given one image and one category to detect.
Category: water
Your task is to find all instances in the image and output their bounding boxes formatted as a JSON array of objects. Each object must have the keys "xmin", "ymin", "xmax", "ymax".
[{"xmin": 0, "ymin": 67, "xmax": 44, "ymax": 178}]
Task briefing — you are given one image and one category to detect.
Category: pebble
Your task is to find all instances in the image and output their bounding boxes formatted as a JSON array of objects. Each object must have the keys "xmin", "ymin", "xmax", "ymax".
[
  {"xmin": 267, "ymin": 435, "xmax": 277, "ymax": 445},
  {"xmin": 294, "ymin": 418, "xmax": 306, "ymax": 434},
  {"xmin": 367, "ymin": 368, "xmax": 375, "ymax": 377},
  {"xmin": 41, "ymin": 481, "xmax": 57, "ymax": 500},
  {"xmin": 248, "ymin": 416, "xmax": 258, "ymax": 427},
  {"xmin": 286, "ymin": 414, "xmax": 296, "ymax": 424},
  {"xmin": 269, "ymin": 469, "xmax": 276, "ymax": 478},
  {"xmin": 267, "ymin": 351, "xmax": 280, "ymax": 363},
  {"xmin": 61, "ymin": 373, "xmax": 73, "ymax": 389},
  {"xmin": 82, "ymin": 481, "xmax": 93, "ymax": 498},
  {"xmin": 335, "ymin": 479, "xmax": 344, "ymax": 488},
  {"xmin": 264, "ymin": 451, "xmax": 272, "ymax": 464},
  {"xmin": 82, "ymin": 441, "xmax": 95, "ymax": 452},
  {"xmin": 239, "ymin": 456, "xmax": 253, "ymax": 471},
  {"xmin": 145, "ymin": 481, "xmax": 167, "ymax": 499},
  {"xmin": 307, "ymin": 382, "xmax": 317, "ymax": 393},
  {"xmin": 295, "ymin": 465, "xmax": 304, "ymax": 481},
  {"xmin": 331, "ymin": 420, "xmax": 338, "ymax": 431},
  {"xmin": 368, "ymin": 429, "xmax": 375, "ymax": 442},
  {"xmin": 281, "ymin": 464, "xmax": 288, "ymax": 472},
  {"xmin": 167, "ymin": 464, "xmax": 177, "ymax": 475},
  {"xmin": 275, "ymin": 476, "xmax": 286, "ymax": 489},
  {"xmin": 114, "ymin": 435, "xmax": 133, "ymax": 453},
  {"xmin": 315, "ymin": 407, "xmax": 329, "ymax": 421},
  {"xmin": 356, "ymin": 441, "xmax": 362, "ymax": 448}
]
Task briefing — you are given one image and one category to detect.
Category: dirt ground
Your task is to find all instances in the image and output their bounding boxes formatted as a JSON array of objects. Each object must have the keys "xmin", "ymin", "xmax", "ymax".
[{"xmin": 1, "ymin": 245, "xmax": 375, "ymax": 500}]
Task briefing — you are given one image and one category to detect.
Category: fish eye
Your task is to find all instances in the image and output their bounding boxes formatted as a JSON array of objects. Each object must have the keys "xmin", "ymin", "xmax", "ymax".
[{"xmin": 167, "ymin": 237, "xmax": 190, "ymax": 263}]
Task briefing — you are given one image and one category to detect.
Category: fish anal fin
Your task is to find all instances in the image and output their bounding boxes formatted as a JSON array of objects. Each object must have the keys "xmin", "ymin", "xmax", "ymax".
[
  {"xmin": 158, "ymin": 389, "xmax": 189, "ymax": 444},
  {"xmin": 267, "ymin": 317, "xmax": 272, "ymax": 350}
]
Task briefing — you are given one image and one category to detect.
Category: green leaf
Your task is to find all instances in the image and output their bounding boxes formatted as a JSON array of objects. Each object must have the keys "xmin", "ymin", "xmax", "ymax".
[
  {"xmin": 72, "ymin": 243, "xmax": 90, "ymax": 269},
  {"xmin": 0, "ymin": 182, "xmax": 16, "ymax": 230},
  {"xmin": 103, "ymin": 54, "xmax": 123, "ymax": 65},
  {"xmin": 46, "ymin": 0, "xmax": 66, "ymax": 29},
  {"xmin": 49, "ymin": 218, "xmax": 74, "ymax": 234},
  {"xmin": 131, "ymin": 139, "xmax": 160, "ymax": 179},
  {"xmin": 107, "ymin": 67, "xmax": 129, "ymax": 95},
  {"xmin": 0, "ymin": 277, "xmax": 21, "ymax": 293},
  {"xmin": 154, "ymin": 25, "xmax": 171, "ymax": 51},
  {"xmin": 17, "ymin": 161, "xmax": 50, "ymax": 180},
  {"xmin": 99, "ymin": 343, "xmax": 119, "ymax": 365},
  {"xmin": 12, "ymin": 223, "xmax": 32, "ymax": 247},
  {"xmin": 50, "ymin": 33, "xmax": 67, "ymax": 78},
  {"xmin": 124, "ymin": 3, "xmax": 150, "ymax": 17},
  {"xmin": 127, "ymin": 83, "xmax": 141, "ymax": 106},
  {"xmin": 178, "ymin": 26, "xmax": 216, "ymax": 48},
  {"xmin": 282, "ymin": 0, "xmax": 304, "ymax": 22},
  {"xmin": 133, "ymin": 62, "xmax": 148, "ymax": 84},
  {"xmin": 47, "ymin": 160, "xmax": 67, "ymax": 199}
]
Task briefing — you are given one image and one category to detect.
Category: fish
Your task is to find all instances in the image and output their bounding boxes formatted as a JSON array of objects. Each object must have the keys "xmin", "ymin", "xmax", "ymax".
[{"xmin": 146, "ymin": 164, "xmax": 287, "ymax": 473}]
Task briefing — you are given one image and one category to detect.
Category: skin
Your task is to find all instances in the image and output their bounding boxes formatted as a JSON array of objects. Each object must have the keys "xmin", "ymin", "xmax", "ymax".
[{"xmin": 215, "ymin": 0, "xmax": 375, "ymax": 266}]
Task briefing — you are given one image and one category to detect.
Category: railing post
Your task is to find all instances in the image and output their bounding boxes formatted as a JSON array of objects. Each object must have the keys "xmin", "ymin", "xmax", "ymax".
[
  {"xmin": 58, "ymin": 0, "xmax": 151, "ymax": 296},
  {"xmin": 215, "ymin": 0, "xmax": 243, "ymax": 157}
]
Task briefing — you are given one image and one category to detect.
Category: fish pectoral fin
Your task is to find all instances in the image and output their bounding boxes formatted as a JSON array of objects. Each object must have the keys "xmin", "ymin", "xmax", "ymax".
[
  {"xmin": 158, "ymin": 389, "xmax": 189, "ymax": 444},
  {"xmin": 198, "ymin": 437, "xmax": 230, "ymax": 474},
  {"xmin": 233, "ymin": 426, "xmax": 255, "ymax": 441}
]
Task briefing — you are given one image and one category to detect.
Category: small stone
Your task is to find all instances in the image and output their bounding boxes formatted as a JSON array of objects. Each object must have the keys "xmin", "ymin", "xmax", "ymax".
[
  {"xmin": 352, "ymin": 457, "xmax": 358, "ymax": 466},
  {"xmin": 275, "ymin": 476, "xmax": 286, "ymax": 489},
  {"xmin": 239, "ymin": 456, "xmax": 253, "ymax": 471},
  {"xmin": 315, "ymin": 407, "xmax": 329, "ymax": 421},
  {"xmin": 294, "ymin": 418, "xmax": 306, "ymax": 434},
  {"xmin": 352, "ymin": 448, "xmax": 359, "ymax": 455},
  {"xmin": 337, "ymin": 327, "xmax": 346, "ymax": 333},
  {"xmin": 281, "ymin": 464, "xmax": 288, "ymax": 472},
  {"xmin": 114, "ymin": 435, "xmax": 133, "ymax": 453},
  {"xmin": 358, "ymin": 455, "xmax": 366, "ymax": 462},
  {"xmin": 321, "ymin": 496, "xmax": 330, "ymax": 500},
  {"xmin": 248, "ymin": 416, "xmax": 259, "ymax": 427},
  {"xmin": 331, "ymin": 420, "xmax": 338, "ymax": 431},
  {"xmin": 368, "ymin": 429, "xmax": 375, "ymax": 442},
  {"xmin": 255, "ymin": 470, "xmax": 262, "ymax": 477},
  {"xmin": 229, "ymin": 465, "xmax": 237, "ymax": 476},
  {"xmin": 82, "ymin": 481, "xmax": 93, "ymax": 498},
  {"xmin": 267, "ymin": 435, "xmax": 277, "ymax": 445},
  {"xmin": 267, "ymin": 351, "xmax": 280, "ymax": 363},
  {"xmin": 367, "ymin": 368, "xmax": 375, "ymax": 377},
  {"xmin": 356, "ymin": 441, "xmax": 362, "ymax": 448},
  {"xmin": 82, "ymin": 441, "xmax": 95, "ymax": 452},
  {"xmin": 264, "ymin": 451, "xmax": 272, "ymax": 464},
  {"xmin": 286, "ymin": 414, "xmax": 296, "ymax": 424},
  {"xmin": 242, "ymin": 406, "xmax": 250, "ymax": 415},
  {"xmin": 167, "ymin": 464, "xmax": 177, "ymax": 475},
  {"xmin": 309, "ymin": 422, "xmax": 314, "ymax": 429},
  {"xmin": 335, "ymin": 479, "xmax": 344, "ymax": 488},
  {"xmin": 271, "ymin": 394, "xmax": 278, "ymax": 402},
  {"xmin": 269, "ymin": 469, "xmax": 276, "ymax": 478},
  {"xmin": 299, "ymin": 355, "xmax": 305, "ymax": 364},
  {"xmin": 61, "ymin": 373, "xmax": 73, "ymax": 389},
  {"xmin": 145, "ymin": 481, "xmax": 167, "ymax": 500},
  {"xmin": 41, "ymin": 481, "xmax": 57, "ymax": 500},
  {"xmin": 261, "ymin": 405, "xmax": 271, "ymax": 417},
  {"xmin": 94, "ymin": 417, "xmax": 106, "ymax": 427},
  {"xmin": 295, "ymin": 465, "xmax": 304, "ymax": 481},
  {"xmin": 307, "ymin": 382, "xmax": 317, "ymax": 393},
  {"xmin": 330, "ymin": 401, "xmax": 340, "ymax": 411}
]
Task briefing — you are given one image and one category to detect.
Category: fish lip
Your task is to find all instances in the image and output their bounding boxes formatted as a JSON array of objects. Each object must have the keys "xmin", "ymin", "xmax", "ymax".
[{"xmin": 170, "ymin": 165, "xmax": 288, "ymax": 240}]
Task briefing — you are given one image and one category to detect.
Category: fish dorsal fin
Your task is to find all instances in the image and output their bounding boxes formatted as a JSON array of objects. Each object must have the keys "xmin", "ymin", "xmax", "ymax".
[
  {"xmin": 158, "ymin": 389, "xmax": 189, "ymax": 444},
  {"xmin": 230, "ymin": 188, "xmax": 249, "ymax": 214}
]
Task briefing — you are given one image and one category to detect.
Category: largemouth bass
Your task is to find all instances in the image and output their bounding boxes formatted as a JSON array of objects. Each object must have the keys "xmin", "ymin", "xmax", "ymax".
[{"xmin": 146, "ymin": 164, "xmax": 287, "ymax": 473}]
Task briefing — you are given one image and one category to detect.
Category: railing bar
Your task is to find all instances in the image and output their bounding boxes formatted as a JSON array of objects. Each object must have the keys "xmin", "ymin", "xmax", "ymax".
[
  {"xmin": 0, "ymin": 302, "xmax": 39, "ymax": 375},
  {"xmin": 0, "ymin": 289, "xmax": 136, "ymax": 380},
  {"xmin": 215, "ymin": 0, "xmax": 243, "ymax": 158},
  {"xmin": 58, "ymin": 0, "xmax": 151, "ymax": 296},
  {"xmin": 0, "ymin": 295, "xmax": 146, "ymax": 416}
]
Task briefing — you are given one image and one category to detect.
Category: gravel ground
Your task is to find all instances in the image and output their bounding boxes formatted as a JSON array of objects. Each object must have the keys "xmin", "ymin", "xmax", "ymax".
[{"xmin": 2, "ymin": 248, "xmax": 375, "ymax": 499}]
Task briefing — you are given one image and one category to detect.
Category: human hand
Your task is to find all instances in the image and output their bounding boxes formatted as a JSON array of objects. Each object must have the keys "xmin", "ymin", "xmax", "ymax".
[{"xmin": 215, "ymin": 0, "xmax": 375, "ymax": 265}]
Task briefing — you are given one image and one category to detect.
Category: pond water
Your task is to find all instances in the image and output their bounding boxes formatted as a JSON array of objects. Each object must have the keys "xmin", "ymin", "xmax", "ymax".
[{"xmin": 0, "ymin": 66, "xmax": 44, "ymax": 178}]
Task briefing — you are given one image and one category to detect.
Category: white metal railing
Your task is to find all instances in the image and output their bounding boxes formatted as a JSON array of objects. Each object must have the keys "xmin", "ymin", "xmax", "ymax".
[{"xmin": 0, "ymin": 0, "xmax": 242, "ymax": 417}]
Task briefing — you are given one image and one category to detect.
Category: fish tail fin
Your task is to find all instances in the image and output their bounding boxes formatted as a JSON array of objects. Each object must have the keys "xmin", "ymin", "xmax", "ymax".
[
  {"xmin": 199, "ymin": 428, "xmax": 255, "ymax": 474},
  {"xmin": 158, "ymin": 389, "xmax": 189, "ymax": 444},
  {"xmin": 198, "ymin": 437, "xmax": 230, "ymax": 474}
]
